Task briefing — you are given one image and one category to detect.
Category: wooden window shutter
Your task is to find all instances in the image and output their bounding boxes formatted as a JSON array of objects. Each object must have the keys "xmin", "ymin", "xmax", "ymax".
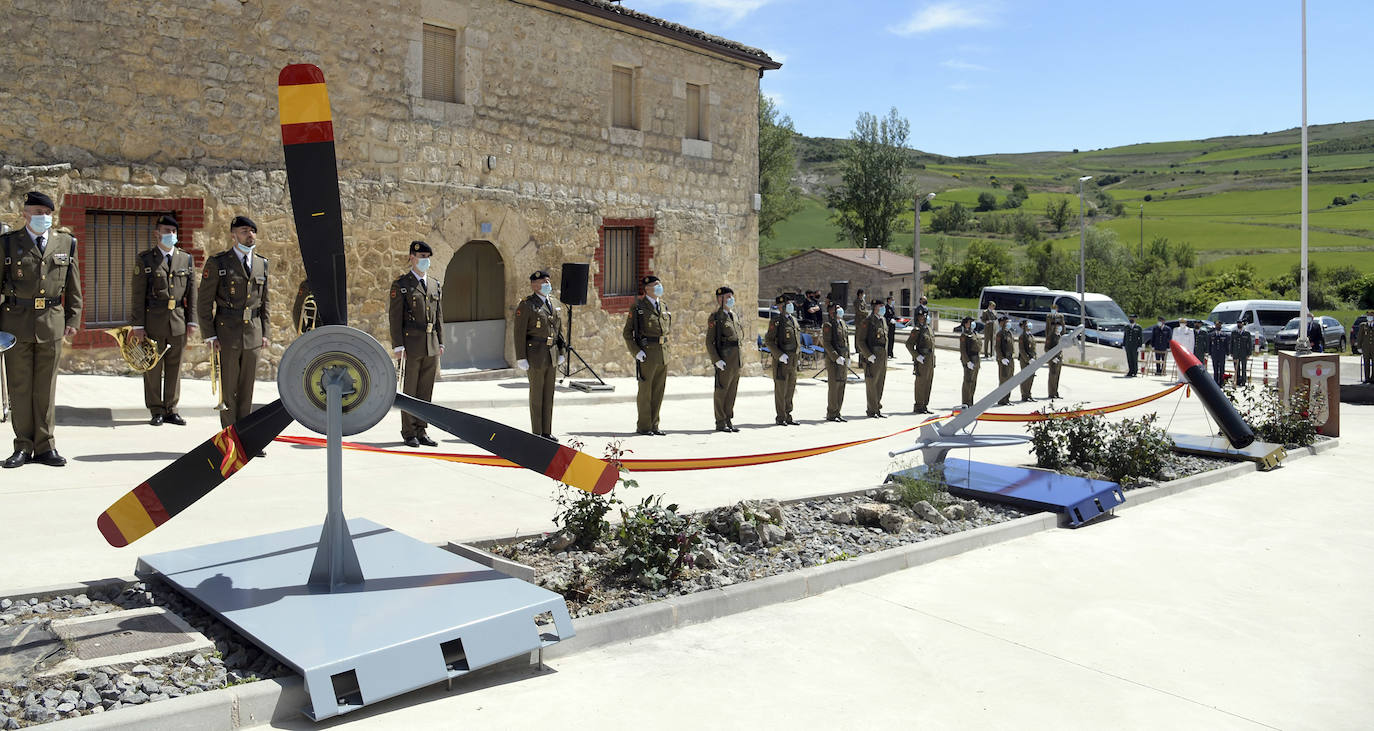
[
  {"xmin": 612, "ymin": 67, "xmax": 634, "ymax": 129},
  {"xmin": 423, "ymin": 24, "xmax": 458, "ymax": 103},
  {"xmin": 685, "ymin": 84, "xmax": 701, "ymax": 140}
]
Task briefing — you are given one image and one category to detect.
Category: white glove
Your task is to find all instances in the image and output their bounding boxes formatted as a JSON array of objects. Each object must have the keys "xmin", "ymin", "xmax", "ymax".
[
  {"xmin": 1001, "ymin": 358, "xmax": 1010, "ymax": 366},
  {"xmin": 635, "ymin": 350, "xmax": 647, "ymax": 362},
  {"xmin": 516, "ymin": 358, "xmax": 529, "ymax": 370},
  {"xmin": 779, "ymin": 353, "xmax": 789, "ymax": 364},
  {"xmin": 714, "ymin": 360, "xmax": 726, "ymax": 370},
  {"xmin": 392, "ymin": 345, "xmax": 403, "ymax": 354},
  {"xmin": 835, "ymin": 356, "xmax": 845, "ymax": 365},
  {"xmin": 966, "ymin": 361, "xmax": 975, "ymax": 370},
  {"xmin": 916, "ymin": 355, "xmax": 925, "ymax": 364},
  {"xmin": 867, "ymin": 354, "xmax": 877, "ymax": 363},
  {"xmin": 557, "ymin": 354, "xmax": 566, "ymax": 365}
]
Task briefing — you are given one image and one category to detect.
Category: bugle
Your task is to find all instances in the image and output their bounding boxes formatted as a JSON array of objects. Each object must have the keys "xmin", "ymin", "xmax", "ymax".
[
  {"xmin": 396, "ymin": 350, "xmax": 405, "ymax": 389},
  {"xmin": 211, "ymin": 347, "xmax": 229, "ymax": 411}
]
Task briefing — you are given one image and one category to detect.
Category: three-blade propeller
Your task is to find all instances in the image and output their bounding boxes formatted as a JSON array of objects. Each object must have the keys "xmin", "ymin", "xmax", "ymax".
[{"xmin": 97, "ymin": 64, "xmax": 617, "ymax": 547}]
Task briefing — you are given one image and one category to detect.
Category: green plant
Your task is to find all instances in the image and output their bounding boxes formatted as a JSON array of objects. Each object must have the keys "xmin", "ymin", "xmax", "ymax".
[
  {"xmin": 1103, "ymin": 413, "xmax": 1174, "ymax": 482},
  {"xmin": 551, "ymin": 439, "xmax": 633, "ymax": 550},
  {"xmin": 1063, "ymin": 408, "xmax": 1108, "ymax": 466},
  {"xmin": 615, "ymin": 495, "xmax": 701, "ymax": 590},
  {"xmin": 1226, "ymin": 383, "xmax": 1321, "ymax": 446},
  {"xmin": 891, "ymin": 467, "xmax": 949, "ymax": 509}
]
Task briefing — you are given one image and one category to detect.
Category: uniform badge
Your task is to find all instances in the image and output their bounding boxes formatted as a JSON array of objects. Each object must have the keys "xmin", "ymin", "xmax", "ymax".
[{"xmin": 54, "ymin": 253, "xmax": 69, "ymax": 264}]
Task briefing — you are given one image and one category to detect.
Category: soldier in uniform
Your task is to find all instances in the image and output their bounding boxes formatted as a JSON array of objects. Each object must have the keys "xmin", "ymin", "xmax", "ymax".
[
  {"xmin": 1150, "ymin": 316, "xmax": 1172, "ymax": 376},
  {"xmin": 389, "ymin": 241, "xmax": 444, "ymax": 448},
  {"xmin": 855, "ymin": 299, "xmax": 888, "ymax": 417},
  {"xmin": 884, "ymin": 294, "xmax": 897, "ymax": 358},
  {"xmin": 994, "ymin": 314, "xmax": 1015, "ymax": 405},
  {"xmin": 905, "ymin": 309, "xmax": 935, "ymax": 413},
  {"xmin": 513, "ymin": 270, "xmax": 565, "ymax": 441},
  {"xmin": 1192, "ymin": 319, "xmax": 1210, "ymax": 371},
  {"xmin": 1044, "ymin": 306, "xmax": 1066, "ymax": 398},
  {"xmin": 979, "ymin": 301, "xmax": 997, "ymax": 357},
  {"xmin": 705, "ymin": 286, "xmax": 744, "ymax": 432},
  {"xmin": 765, "ymin": 294, "xmax": 802, "ymax": 426},
  {"xmin": 198, "ymin": 215, "xmax": 270, "ymax": 449},
  {"xmin": 914, "ymin": 295, "xmax": 929, "ymax": 321},
  {"xmin": 851, "ymin": 288, "xmax": 866, "ymax": 321},
  {"xmin": 2, "ymin": 191, "xmax": 82, "ymax": 468},
  {"xmin": 1229, "ymin": 317, "xmax": 1250, "ymax": 386},
  {"xmin": 823, "ymin": 301, "xmax": 850, "ymax": 422},
  {"xmin": 1017, "ymin": 318, "xmax": 1037, "ymax": 402},
  {"xmin": 958, "ymin": 316, "xmax": 980, "ymax": 408},
  {"xmin": 1359, "ymin": 310, "xmax": 1374, "ymax": 383},
  {"xmin": 1208, "ymin": 322, "xmax": 1230, "ymax": 386},
  {"xmin": 1122, "ymin": 314, "xmax": 1143, "ymax": 377},
  {"xmin": 623, "ymin": 275, "xmax": 671, "ymax": 435},
  {"xmin": 129, "ymin": 214, "xmax": 197, "ymax": 426},
  {"xmin": 291, "ymin": 280, "xmax": 318, "ymax": 334}
]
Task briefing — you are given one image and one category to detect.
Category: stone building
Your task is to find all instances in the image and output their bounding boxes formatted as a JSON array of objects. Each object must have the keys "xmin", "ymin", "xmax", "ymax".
[
  {"xmin": 0, "ymin": 0, "xmax": 778, "ymax": 380},
  {"xmin": 759, "ymin": 248, "xmax": 932, "ymax": 315}
]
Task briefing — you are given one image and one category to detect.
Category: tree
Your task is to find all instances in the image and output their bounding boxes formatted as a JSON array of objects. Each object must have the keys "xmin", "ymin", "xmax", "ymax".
[
  {"xmin": 933, "ymin": 240, "xmax": 1014, "ymax": 297},
  {"xmin": 1044, "ymin": 197, "xmax": 1073, "ymax": 232},
  {"xmin": 825, "ymin": 108, "xmax": 914, "ymax": 252},
  {"xmin": 1022, "ymin": 239, "xmax": 1075, "ymax": 289},
  {"xmin": 975, "ymin": 191, "xmax": 998, "ymax": 212},
  {"xmin": 929, "ymin": 202, "xmax": 971, "ymax": 233},
  {"xmin": 757, "ymin": 96, "xmax": 803, "ymax": 240}
]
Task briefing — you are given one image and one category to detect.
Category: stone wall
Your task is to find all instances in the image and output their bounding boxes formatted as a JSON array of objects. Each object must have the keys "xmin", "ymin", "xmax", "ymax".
[
  {"xmin": 759, "ymin": 250, "xmax": 898, "ymax": 309},
  {"xmin": 0, "ymin": 0, "xmax": 769, "ymax": 378}
]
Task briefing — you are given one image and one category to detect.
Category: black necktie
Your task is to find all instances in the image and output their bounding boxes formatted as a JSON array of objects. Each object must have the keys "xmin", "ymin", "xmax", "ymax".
[
  {"xmin": 242, "ymin": 256, "xmax": 251, "ymax": 275},
  {"xmin": 36, "ymin": 235, "xmax": 44, "ymax": 253}
]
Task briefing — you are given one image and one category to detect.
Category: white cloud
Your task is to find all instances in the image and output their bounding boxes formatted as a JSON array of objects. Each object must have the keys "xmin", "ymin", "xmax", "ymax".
[
  {"xmin": 940, "ymin": 59, "xmax": 989, "ymax": 71},
  {"xmin": 949, "ymin": 82, "xmax": 974, "ymax": 92},
  {"xmin": 631, "ymin": 0, "xmax": 778, "ymax": 25},
  {"xmin": 890, "ymin": 2, "xmax": 996, "ymax": 35}
]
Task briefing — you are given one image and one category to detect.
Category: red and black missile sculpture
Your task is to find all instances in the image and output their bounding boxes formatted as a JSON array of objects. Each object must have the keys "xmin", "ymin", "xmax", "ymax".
[{"xmin": 1170, "ymin": 340, "xmax": 1255, "ymax": 449}]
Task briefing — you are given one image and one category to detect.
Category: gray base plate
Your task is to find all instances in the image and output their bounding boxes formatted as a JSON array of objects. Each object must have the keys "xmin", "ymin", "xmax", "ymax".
[
  {"xmin": 136, "ymin": 518, "xmax": 574, "ymax": 721},
  {"xmin": 1168, "ymin": 433, "xmax": 1288, "ymax": 470}
]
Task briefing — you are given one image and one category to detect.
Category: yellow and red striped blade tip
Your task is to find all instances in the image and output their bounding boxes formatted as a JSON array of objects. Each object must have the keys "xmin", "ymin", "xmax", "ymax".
[
  {"xmin": 278, "ymin": 64, "xmax": 333, "ymax": 145},
  {"xmin": 544, "ymin": 445, "xmax": 618, "ymax": 495},
  {"xmin": 97, "ymin": 482, "xmax": 169, "ymax": 548}
]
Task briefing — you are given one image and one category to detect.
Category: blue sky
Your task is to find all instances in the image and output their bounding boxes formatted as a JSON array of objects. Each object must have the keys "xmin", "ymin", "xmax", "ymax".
[{"xmin": 628, "ymin": 0, "xmax": 1374, "ymax": 156}]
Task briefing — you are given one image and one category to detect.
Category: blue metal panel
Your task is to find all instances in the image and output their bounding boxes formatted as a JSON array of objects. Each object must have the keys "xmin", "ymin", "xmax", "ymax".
[{"xmin": 887, "ymin": 458, "xmax": 1124, "ymax": 527}]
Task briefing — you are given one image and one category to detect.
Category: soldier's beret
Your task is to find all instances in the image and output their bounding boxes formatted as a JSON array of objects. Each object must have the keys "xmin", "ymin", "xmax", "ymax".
[
  {"xmin": 961, "ymin": 315, "xmax": 974, "ymax": 323},
  {"xmin": 775, "ymin": 294, "xmax": 788, "ymax": 304},
  {"xmin": 641, "ymin": 275, "xmax": 660, "ymax": 286},
  {"xmin": 24, "ymin": 191, "xmax": 55, "ymax": 210},
  {"xmin": 715, "ymin": 286, "xmax": 734, "ymax": 297},
  {"xmin": 997, "ymin": 314, "xmax": 1008, "ymax": 321},
  {"xmin": 156, "ymin": 214, "xmax": 179, "ymax": 229},
  {"xmin": 229, "ymin": 215, "xmax": 257, "ymax": 231},
  {"xmin": 1129, "ymin": 313, "xmax": 1138, "ymax": 318},
  {"xmin": 529, "ymin": 270, "xmax": 551, "ymax": 281},
  {"xmin": 871, "ymin": 299, "xmax": 884, "ymax": 306},
  {"xmin": 409, "ymin": 240, "xmax": 432, "ymax": 255}
]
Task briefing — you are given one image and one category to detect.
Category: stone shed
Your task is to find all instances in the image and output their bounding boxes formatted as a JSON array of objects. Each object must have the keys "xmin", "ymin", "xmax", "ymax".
[
  {"xmin": 759, "ymin": 248, "xmax": 932, "ymax": 316},
  {"xmin": 0, "ymin": 0, "xmax": 779, "ymax": 379}
]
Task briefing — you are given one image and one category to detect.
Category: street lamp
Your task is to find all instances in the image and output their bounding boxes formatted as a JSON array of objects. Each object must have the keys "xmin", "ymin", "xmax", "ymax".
[
  {"xmin": 1078, "ymin": 175, "xmax": 1092, "ymax": 360},
  {"xmin": 912, "ymin": 192, "xmax": 936, "ymax": 315},
  {"xmin": 1295, "ymin": 0, "xmax": 1312, "ymax": 355}
]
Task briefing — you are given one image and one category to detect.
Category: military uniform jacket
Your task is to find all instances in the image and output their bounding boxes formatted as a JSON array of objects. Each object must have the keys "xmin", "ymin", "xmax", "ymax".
[
  {"xmin": 1360, "ymin": 321, "xmax": 1374, "ymax": 351},
  {"xmin": 1044, "ymin": 313, "xmax": 1065, "ymax": 350},
  {"xmin": 1229, "ymin": 329, "xmax": 1251, "ymax": 360},
  {"xmin": 959, "ymin": 332, "xmax": 980, "ymax": 369},
  {"xmin": 1018, "ymin": 330, "xmax": 1037, "ymax": 364},
  {"xmin": 389, "ymin": 272, "xmax": 443, "ymax": 357},
  {"xmin": 1150, "ymin": 324, "xmax": 1172, "ymax": 350},
  {"xmin": 1123, "ymin": 323, "xmax": 1143, "ymax": 352},
  {"xmin": 130, "ymin": 247, "xmax": 197, "ymax": 337},
  {"xmin": 0, "ymin": 228, "xmax": 83, "ymax": 343},
  {"xmin": 198, "ymin": 249, "xmax": 269, "ymax": 349},
  {"xmin": 907, "ymin": 324, "xmax": 934, "ymax": 370},
  {"xmin": 513, "ymin": 293, "xmax": 563, "ymax": 367},
  {"xmin": 980, "ymin": 307, "xmax": 996, "ymax": 329},
  {"xmin": 1208, "ymin": 330, "xmax": 1231, "ymax": 363},
  {"xmin": 823, "ymin": 316, "xmax": 850, "ymax": 359},
  {"xmin": 855, "ymin": 313, "xmax": 887, "ymax": 359},
  {"xmin": 764, "ymin": 313, "xmax": 800, "ymax": 360},
  {"xmin": 995, "ymin": 328, "xmax": 1015, "ymax": 361},
  {"xmin": 622, "ymin": 297, "xmax": 672, "ymax": 354},
  {"xmin": 705, "ymin": 307, "xmax": 745, "ymax": 367},
  {"xmin": 1193, "ymin": 329, "xmax": 1211, "ymax": 359}
]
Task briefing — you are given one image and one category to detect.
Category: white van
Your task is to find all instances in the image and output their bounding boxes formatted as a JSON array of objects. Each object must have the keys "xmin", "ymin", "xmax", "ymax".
[
  {"xmin": 1207, "ymin": 299, "xmax": 1301, "ymax": 347},
  {"xmin": 978, "ymin": 285, "xmax": 1129, "ymax": 347}
]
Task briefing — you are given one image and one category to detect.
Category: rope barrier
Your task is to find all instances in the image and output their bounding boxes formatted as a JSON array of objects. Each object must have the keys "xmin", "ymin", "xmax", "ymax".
[{"xmin": 274, "ymin": 384, "xmax": 1184, "ymax": 473}]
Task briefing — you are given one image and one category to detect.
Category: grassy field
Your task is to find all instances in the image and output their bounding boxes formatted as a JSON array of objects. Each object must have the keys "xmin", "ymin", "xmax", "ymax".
[{"xmin": 1196, "ymin": 251, "xmax": 1374, "ymax": 279}]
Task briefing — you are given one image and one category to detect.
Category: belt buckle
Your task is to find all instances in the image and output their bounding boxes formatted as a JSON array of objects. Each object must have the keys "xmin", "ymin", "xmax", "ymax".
[
  {"xmin": 167, "ymin": 299, "xmax": 176, "ymax": 311},
  {"xmin": 546, "ymin": 336, "xmax": 554, "ymax": 345},
  {"xmin": 34, "ymin": 297, "xmax": 46, "ymax": 310}
]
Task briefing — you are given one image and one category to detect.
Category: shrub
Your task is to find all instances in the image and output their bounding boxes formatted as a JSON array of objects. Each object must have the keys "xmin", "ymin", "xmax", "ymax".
[
  {"xmin": 1103, "ymin": 413, "xmax": 1173, "ymax": 483},
  {"xmin": 1029, "ymin": 408, "xmax": 1172, "ymax": 482},
  {"xmin": 892, "ymin": 466, "xmax": 950, "ymax": 509},
  {"xmin": 615, "ymin": 495, "xmax": 701, "ymax": 589},
  {"xmin": 1225, "ymin": 383, "xmax": 1321, "ymax": 447},
  {"xmin": 552, "ymin": 440, "xmax": 634, "ymax": 550}
]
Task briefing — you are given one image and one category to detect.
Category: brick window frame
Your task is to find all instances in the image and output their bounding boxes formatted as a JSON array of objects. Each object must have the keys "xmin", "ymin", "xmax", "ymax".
[
  {"xmin": 594, "ymin": 217, "xmax": 655, "ymax": 314},
  {"xmin": 60, "ymin": 195, "xmax": 206, "ymax": 348}
]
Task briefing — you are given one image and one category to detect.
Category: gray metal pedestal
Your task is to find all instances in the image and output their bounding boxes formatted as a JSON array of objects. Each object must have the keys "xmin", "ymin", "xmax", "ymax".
[{"xmin": 137, "ymin": 518, "xmax": 574, "ymax": 721}]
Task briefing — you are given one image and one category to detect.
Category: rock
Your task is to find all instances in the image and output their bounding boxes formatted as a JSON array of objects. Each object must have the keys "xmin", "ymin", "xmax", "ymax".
[
  {"xmin": 0, "ymin": 599, "xmax": 10, "ymax": 610},
  {"xmin": 140, "ymin": 680, "xmax": 161, "ymax": 695},
  {"xmin": 2, "ymin": 717, "xmax": 18, "ymax": 730},
  {"xmin": 93, "ymin": 672, "xmax": 111, "ymax": 689},
  {"xmin": 80, "ymin": 685, "xmax": 101, "ymax": 707},
  {"xmin": 58, "ymin": 690, "xmax": 79, "ymax": 705},
  {"xmin": 22, "ymin": 706, "xmax": 50, "ymax": 723},
  {"xmin": 119, "ymin": 690, "xmax": 149, "ymax": 705},
  {"xmin": 40, "ymin": 689, "xmax": 60, "ymax": 702},
  {"xmin": 828, "ymin": 508, "xmax": 854, "ymax": 525},
  {"xmin": 877, "ymin": 488, "xmax": 901, "ymax": 504},
  {"xmin": 544, "ymin": 531, "xmax": 576, "ymax": 552},
  {"xmin": 693, "ymin": 547, "xmax": 723, "ymax": 569},
  {"xmin": 853, "ymin": 503, "xmax": 890, "ymax": 527},
  {"xmin": 878, "ymin": 511, "xmax": 910, "ymax": 533},
  {"xmin": 99, "ymin": 689, "xmax": 120, "ymax": 702},
  {"xmin": 131, "ymin": 664, "xmax": 151, "ymax": 675},
  {"xmin": 736, "ymin": 521, "xmax": 758, "ymax": 545},
  {"xmin": 539, "ymin": 569, "xmax": 573, "ymax": 594},
  {"xmin": 912, "ymin": 500, "xmax": 951, "ymax": 526},
  {"xmin": 55, "ymin": 702, "xmax": 75, "ymax": 713},
  {"xmin": 758, "ymin": 523, "xmax": 786, "ymax": 546},
  {"xmin": 943, "ymin": 505, "xmax": 966, "ymax": 521},
  {"xmin": 190, "ymin": 653, "xmax": 209, "ymax": 668}
]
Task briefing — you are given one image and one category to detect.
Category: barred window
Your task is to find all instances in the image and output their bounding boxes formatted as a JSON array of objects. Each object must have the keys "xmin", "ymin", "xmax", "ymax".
[
  {"xmin": 612, "ymin": 66, "xmax": 636, "ymax": 129},
  {"xmin": 86, "ymin": 211, "xmax": 159, "ymax": 327},
  {"xmin": 423, "ymin": 23, "xmax": 459, "ymax": 103},
  {"xmin": 602, "ymin": 227, "xmax": 638, "ymax": 296}
]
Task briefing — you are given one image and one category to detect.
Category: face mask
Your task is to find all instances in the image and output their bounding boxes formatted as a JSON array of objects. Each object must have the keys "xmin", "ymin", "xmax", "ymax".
[
  {"xmin": 159, "ymin": 233, "xmax": 178, "ymax": 248},
  {"xmin": 235, "ymin": 243, "xmax": 254, "ymax": 256},
  {"xmin": 784, "ymin": 303, "xmax": 795, "ymax": 315},
  {"xmin": 876, "ymin": 306, "xmax": 886, "ymax": 317},
  {"xmin": 415, "ymin": 257, "xmax": 432, "ymax": 273},
  {"xmin": 836, "ymin": 308, "xmax": 845, "ymax": 319},
  {"xmin": 29, "ymin": 214, "xmax": 53, "ymax": 233},
  {"xmin": 539, "ymin": 282, "xmax": 552, "ymax": 296},
  {"xmin": 724, "ymin": 297, "xmax": 735, "ymax": 309},
  {"xmin": 652, "ymin": 283, "xmax": 664, "ymax": 297}
]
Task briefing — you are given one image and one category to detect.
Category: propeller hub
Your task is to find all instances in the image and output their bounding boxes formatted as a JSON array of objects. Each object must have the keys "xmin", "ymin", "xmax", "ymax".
[{"xmin": 278, "ymin": 326, "xmax": 395, "ymax": 436}]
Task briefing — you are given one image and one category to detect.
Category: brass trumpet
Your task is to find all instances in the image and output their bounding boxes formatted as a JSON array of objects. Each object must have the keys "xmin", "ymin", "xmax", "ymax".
[
  {"xmin": 396, "ymin": 350, "xmax": 406, "ymax": 389},
  {"xmin": 211, "ymin": 347, "xmax": 229, "ymax": 411},
  {"xmin": 106, "ymin": 326, "xmax": 172, "ymax": 373},
  {"xmin": 297, "ymin": 292, "xmax": 318, "ymax": 334}
]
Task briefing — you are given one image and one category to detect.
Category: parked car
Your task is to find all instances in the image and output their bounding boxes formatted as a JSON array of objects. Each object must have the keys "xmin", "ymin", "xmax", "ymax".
[
  {"xmin": 1273, "ymin": 315, "xmax": 1346, "ymax": 352},
  {"xmin": 1352, "ymin": 315, "xmax": 1369, "ymax": 355}
]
